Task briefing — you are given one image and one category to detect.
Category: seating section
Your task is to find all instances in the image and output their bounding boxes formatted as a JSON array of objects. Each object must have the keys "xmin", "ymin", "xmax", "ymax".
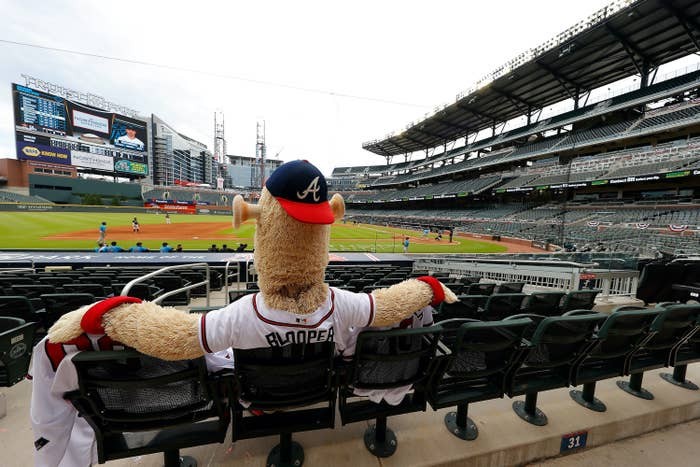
[
  {"xmin": 58, "ymin": 301, "xmax": 700, "ymax": 463},
  {"xmin": 0, "ymin": 190, "xmax": 52, "ymax": 204}
]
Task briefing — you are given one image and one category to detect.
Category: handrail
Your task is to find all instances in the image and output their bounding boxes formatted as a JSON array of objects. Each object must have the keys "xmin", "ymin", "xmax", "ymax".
[
  {"xmin": 223, "ymin": 260, "xmax": 241, "ymax": 305},
  {"xmin": 0, "ymin": 267, "xmax": 35, "ymax": 275},
  {"xmin": 120, "ymin": 262, "xmax": 210, "ymax": 306}
]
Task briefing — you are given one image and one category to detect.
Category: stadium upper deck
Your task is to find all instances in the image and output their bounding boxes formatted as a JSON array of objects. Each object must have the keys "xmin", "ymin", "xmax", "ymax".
[{"xmin": 362, "ymin": 0, "xmax": 700, "ymax": 157}]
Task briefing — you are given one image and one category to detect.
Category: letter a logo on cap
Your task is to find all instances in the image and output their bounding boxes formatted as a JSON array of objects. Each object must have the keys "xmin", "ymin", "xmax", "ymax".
[{"xmin": 297, "ymin": 176, "xmax": 321, "ymax": 201}]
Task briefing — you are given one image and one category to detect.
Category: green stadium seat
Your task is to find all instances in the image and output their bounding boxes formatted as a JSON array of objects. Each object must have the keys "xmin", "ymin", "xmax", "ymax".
[
  {"xmin": 617, "ymin": 304, "xmax": 700, "ymax": 399},
  {"xmin": 521, "ymin": 292, "xmax": 566, "ymax": 316},
  {"xmin": 660, "ymin": 312, "xmax": 700, "ymax": 390},
  {"xmin": 39, "ymin": 293, "xmax": 96, "ymax": 329},
  {"xmin": 480, "ymin": 293, "xmax": 527, "ymax": 321},
  {"xmin": 559, "ymin": 289, "xmax": 601, "ymax": 312},
  {"xmin": 0, "ymin": 317, "xmax": 37, "ymax": 387},
  {"xmin": 505, "ymin": 312, "xmax": 607, "ymax": 426},
  {"xmin": 569, "ymin": 308, "xmax": 660, "ymax": 412},
  {"xmin": 436, "ymin": 295, "xmax": 489, "ymax": 321},
  {"xmin": 232, "ymin": 342, "xmax": 336, "ymax": 467},
  {"xmin": 427, "ymin": 317, "xmax": 532, "ymax": 440},
  {"xmin": 65, "ymin": 350, "xmax": 231, "ymax": 465},
  {"xmin": 338, "ymin": 326, "xmax": 441, "ymax": 457}
]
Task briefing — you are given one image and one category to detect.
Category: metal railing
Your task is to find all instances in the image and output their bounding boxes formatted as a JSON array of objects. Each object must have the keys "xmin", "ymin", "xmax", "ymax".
[
  {"xmin": 414, "ymin": 256, "xmax": 639, "ymax": 296},
  {"xmin": 223, "ymin": 260, "xmax": 243, "ymax": 305},
  {"xmin": 120, "ymin": 263, "xmax": 211, "ymax": 306}
]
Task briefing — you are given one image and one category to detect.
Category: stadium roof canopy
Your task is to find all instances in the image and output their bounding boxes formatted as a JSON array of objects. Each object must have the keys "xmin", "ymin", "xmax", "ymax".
[{"xmin": 363, "ymin": 0, "xmax": 700, "ymax": 157}]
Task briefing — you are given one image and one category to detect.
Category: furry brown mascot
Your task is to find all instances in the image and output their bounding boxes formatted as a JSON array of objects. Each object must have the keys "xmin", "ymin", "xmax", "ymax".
[{"xmin": 49, "ymin": 160, "xmax": 457, "ymax": 360}]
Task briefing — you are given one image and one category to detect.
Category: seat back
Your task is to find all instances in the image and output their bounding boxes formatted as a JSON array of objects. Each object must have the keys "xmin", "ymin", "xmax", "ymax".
[
  {"xmin": 635, "ymin": 262, "xmax": 666, "ymax": 303},
  {"xmin": 0, "ymin": 317, "xmax": 37, "ymax": 387},
  {"xmin": 39, "ymin": 293, "xmax": 96, "ymax": 329},
  {"xmin": 495, "ymin": 282, "xmax": 525, "ymax": 294},
  {"xmin": 10, "ymin": 284, "xmax": 56, "ymax": 299},
  {"xmin": 481, "ymin": 294, "xmax": 527, "ymax": 321},
  {"xmin": 428, "ymin": 318, "xmax": 531, "ymax": 409},
  {"xmin": 436, "ymin": 295, "xmax": 488, "ymax": 321},
  {"xmin": 467, "ymin": 283, "xmax": 495, "ymax": 296},
  {"xmin": 508, "ymin": 313, "xmax": 607, "ymax": 396},
  {"xmin": 560, "ymin": 290, "xmax": 600, "ymax": 312},
  {"xmin": 646, "ymin": 304, "xmax": 700, "ymax": 350},
  {"xmin": 234, "ymin": 342, "xmax": 335, "ymax": 409},
  {"xmin": 232, "ymin": 342, "xmax": 336, "ymax": 440},
  {"xmin": 522, "ymin": 292, "xmax": 566, "ymax": 316},
  {"xmin": 66, "ymin": 350, "xmax": 230, "ymax": 463},
  {"xmin": 0, "ymin": 295, "xmax": 39, "ymax": 322},
  {"xmin": 347, "ymin": 326, "xmax": 441, "ymax": 392},
  {"xmin": 62, "ymin": 283, "xmax": 107, "ymax": 298},
  {"xmin": 570, "ymin": 309, "xmax": 660, "ymax": 385}
]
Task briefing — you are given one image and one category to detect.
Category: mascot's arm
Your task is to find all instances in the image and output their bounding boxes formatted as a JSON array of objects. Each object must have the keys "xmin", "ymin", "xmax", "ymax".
[
  {"xmin": 48, "ymin": 302, "xmax": 203, "ymax": 361},
  {"xmin": 371, "ymin": 278, "xmax": 457, "ymax": 326}
]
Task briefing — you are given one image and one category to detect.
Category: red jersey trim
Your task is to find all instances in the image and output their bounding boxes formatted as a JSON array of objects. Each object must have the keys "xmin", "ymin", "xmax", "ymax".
[
  {"xmin": 252, "ymin": 290, "xmax": 336, "ymax": 328},
  {"xmin": 200, "ymin": 314, "xmax": 213, "ymax": 353},
  {"xmin": 366, "ymin": 293, "xmax": 375, "ymax": 327}
]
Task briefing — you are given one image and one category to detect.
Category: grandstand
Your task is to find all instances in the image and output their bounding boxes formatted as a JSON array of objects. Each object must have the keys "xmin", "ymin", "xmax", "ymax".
[{"xmin": 335, "ymin": 0, "xmax": 700, "ymax": 257}]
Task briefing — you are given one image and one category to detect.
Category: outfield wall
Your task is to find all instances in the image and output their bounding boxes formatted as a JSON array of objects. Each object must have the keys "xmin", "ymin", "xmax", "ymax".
[{"xmin": 28, "ymin": 174, "xmax": 143, "ymax": 205}]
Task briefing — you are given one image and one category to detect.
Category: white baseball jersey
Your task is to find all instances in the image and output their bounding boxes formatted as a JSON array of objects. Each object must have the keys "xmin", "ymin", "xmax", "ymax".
[
  {"xmin": 199, "ymin": 287, "xmax": 374, "ymax": 357},
  {"xmin": 30, "ymin": 334, "xmax": 233, "ymax": 467},
  {"xmin": 345, "ymin": 306, "xmax": 434, "ymax": 406}
]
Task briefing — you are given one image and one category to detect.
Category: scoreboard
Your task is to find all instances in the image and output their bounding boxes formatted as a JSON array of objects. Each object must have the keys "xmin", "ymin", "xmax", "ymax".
[
  {"xmin": 15, "ymin": 86, "xmax": 67, "ymax": 134},
  {"xmin": 12, "ymin": 83, "xmax": 149, "ymax": 177}
]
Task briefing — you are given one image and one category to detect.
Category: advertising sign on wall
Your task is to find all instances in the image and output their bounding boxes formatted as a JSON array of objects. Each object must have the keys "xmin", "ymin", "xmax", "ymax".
[
  {"xmin": 114, "ymin": 159, "xmax": 148, "ymax": 175},
  {"xmin": 70, "ymin": 150, "xmax": 113, "ymax": 171},
  {"xmin": 16, "ymin": 141, "xmax": 71, "ymax": 165}
]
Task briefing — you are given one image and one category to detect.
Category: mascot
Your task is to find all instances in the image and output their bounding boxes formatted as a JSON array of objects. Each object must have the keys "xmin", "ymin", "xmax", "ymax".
[
  {"xmin": 49, "ymin": 159, "xmax": 457, "ymax": 357},
  {"xmin": 38, "ymin": 160, "xmax": 457, "ymax": 466}
]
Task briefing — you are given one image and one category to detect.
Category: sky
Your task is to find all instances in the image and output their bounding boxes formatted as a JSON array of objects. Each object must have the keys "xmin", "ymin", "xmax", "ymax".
[{"xmin": 0, "ymin": 0, "xmax": 625, "ymax": 176}]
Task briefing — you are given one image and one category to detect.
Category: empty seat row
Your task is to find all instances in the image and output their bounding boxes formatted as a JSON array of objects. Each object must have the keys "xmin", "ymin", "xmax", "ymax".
[{"xmin": 55, "ymin": 303, "xmax": 700, "ymax": 465}]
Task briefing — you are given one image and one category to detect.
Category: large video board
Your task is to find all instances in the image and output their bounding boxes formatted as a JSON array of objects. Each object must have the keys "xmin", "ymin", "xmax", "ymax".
[{"xmin": 12, "ymin": 83, "xmax": 149, "ymax": 175}]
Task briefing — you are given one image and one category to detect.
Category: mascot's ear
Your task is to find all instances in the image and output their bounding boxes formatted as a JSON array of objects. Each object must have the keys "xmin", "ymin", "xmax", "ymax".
[
  {"xmin": 330, "ymin": 193, "xmax": 345, "ymax": 220},
  {"xmin": 232, "ymin": 194, "xmax": 261, "ymax": 229}
]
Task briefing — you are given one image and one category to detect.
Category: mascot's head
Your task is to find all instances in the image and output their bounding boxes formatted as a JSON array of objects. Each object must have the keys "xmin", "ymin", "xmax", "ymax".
[{"xmin": 233, "ymin": 160, "xmax": 345, "ymax": 314}]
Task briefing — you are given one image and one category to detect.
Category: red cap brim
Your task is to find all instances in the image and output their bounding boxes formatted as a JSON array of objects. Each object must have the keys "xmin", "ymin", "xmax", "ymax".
[{"xmin": 276, "ymin": 197, "xmax": 335, "ymax": 224}]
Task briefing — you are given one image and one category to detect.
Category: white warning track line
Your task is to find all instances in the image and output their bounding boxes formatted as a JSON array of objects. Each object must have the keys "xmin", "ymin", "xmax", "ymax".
[{"xmin": 365, "ymin": 253, "xmax": 380, "ymax": 261}]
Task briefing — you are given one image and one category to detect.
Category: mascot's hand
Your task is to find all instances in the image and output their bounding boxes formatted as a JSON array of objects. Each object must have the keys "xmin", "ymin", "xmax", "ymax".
[
  {"xmin": 441, "ymin": 282, "xmax": 459, "ymax": 304},
  {"xmin": 48, "ymin": 305, "xmax": 92, "ymax": 343},
  {"xmin": 48, "ymin": 297, "xmax": 143, "ymax": 343}
]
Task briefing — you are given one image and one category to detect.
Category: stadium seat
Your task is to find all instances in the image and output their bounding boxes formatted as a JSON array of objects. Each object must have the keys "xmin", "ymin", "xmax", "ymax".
[
  {"xmin": 0, "ymin": 296, "xmax": 46, "ymax": 338},
  {"xmin": 62, "ymin": 283, "xmax": 108, "ymax": 300},
  {"xmin": 0, "ymin": 317, "xmax": 36, "ymax": 387},
  {"xmin": 521, "ymin": 292, "xmax": 566, "ymax": 316},
  {"xmin": 505, "ymin": 312, "xmax": 607, "ymax": 425},
  {"xmin": 231, "ymin": 342, "xmax": 336, "ymax": 467},
  {"xmin": 480, "ymin": 294, "xmax": 527, "ymax": 321},
  {"xmin": 179, "ymin": 271, "xmax": 208, "ymax": 297},
  {"xmin": 39, "ymin": 293, "xmax": 96, "ymax": 329},
  {"xmin": 559, "ymin": 290, "xmax": 601, "ymax": 312},
  {"xmin": 152, "ymin": 275, "xmax": 190, "ymax": 306},
  {"xmin": 618, "ymin": 304, "xmax": 700, "ymax": 399},
  {"xmin": 636, "ymin": 262, "xmax": 682, "ymax": 304},
  {"xmin": 228, "ymin": 289, "xmax": 258, "ymax": 303},
  {"xmin": 466, "ymin": 283, "xmax": 496, "ymax": 296},
  {"xmin": 660, "ymin": 312, "xmax": 700, "ymax": 390},
  {"xmin": 495, "ymin": 282, "xmax": 525, "ymax": 294},
  {"xmin": 427, "ymin": 317, "xmax": 532, "ymax": 440},
  {"xmin": 338, "ymin": 326, "xmax": 441, "ymax": 457},
  {"xmin": 112, "ymin": 283, "xmax": 164, "ymax": 301},
  {"xmin": 65, "ymin": 349, "xmax": 231, "ymax": 466},
  {"xmin": 78, "ymin": 275, "xmax": 114, "ymax": 288},
  {"xmin": 436, "ymin": 295, "xmax": 489, "ymax": 321},
  {"xmin": 569, "ymin": 308, "xmax": 660, "ymax": 412}
]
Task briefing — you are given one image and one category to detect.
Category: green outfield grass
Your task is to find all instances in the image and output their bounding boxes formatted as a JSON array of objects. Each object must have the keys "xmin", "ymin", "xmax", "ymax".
[{"xmin": 0, "ymin": 211, "xmax": 507, "ymax": 253}]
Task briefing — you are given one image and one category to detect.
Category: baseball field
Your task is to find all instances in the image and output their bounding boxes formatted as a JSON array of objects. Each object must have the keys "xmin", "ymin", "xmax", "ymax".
[{"xmin": 0, "ymin": 211, "xmax": 515, "ymax": 253}]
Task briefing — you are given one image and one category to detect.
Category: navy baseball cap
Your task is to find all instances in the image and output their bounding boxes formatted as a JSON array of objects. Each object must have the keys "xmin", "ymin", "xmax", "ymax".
[{"xmin": 265, "ymin": 160, "xmax": 334, "ymax": 224}]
